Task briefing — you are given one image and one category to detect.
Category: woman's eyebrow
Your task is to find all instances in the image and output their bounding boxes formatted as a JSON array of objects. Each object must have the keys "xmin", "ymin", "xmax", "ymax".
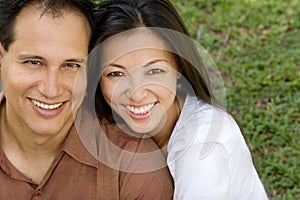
[
  {"xmin": 143, "ymin": 59, "xmax": 170, "ymax": 68},
  {"xmin": 107, "ymin": 63, "xmax": 126, "ymax": 69},
  {"xmin": 107, "ymin": 59, "xmax": 169, "ymax": 69}
]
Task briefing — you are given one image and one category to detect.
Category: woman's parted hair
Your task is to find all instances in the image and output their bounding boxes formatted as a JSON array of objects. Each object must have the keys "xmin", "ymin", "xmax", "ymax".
[{"xmin": 91, "ymin": 0, "xmax": 214, "ymax": 123}]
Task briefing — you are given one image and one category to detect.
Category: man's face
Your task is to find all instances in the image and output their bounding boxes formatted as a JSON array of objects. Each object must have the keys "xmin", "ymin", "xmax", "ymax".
[{"xmin": 0, "ymin": 5, "xmax": 90, "ymax": 135}]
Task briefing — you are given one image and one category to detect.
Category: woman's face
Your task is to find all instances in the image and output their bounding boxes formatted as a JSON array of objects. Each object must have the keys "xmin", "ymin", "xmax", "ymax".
[{"xmin": 100, "ymin": 31, "xmax": 179, "ymax": 134}]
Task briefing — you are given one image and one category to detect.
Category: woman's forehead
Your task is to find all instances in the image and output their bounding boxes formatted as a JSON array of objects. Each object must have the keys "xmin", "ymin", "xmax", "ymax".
[{"xmin": 100, "ymin": 28, "xmax": 171, "ymax": 65}]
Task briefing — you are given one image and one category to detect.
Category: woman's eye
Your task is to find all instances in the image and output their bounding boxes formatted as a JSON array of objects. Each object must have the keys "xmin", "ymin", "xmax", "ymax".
[
  {"xmin": 107, "ymin": 71, "xmax": 124, "ymax": 77},
  {"xmin": 146, "ymin": 68, "xmax": 164, "ymax": 75}
]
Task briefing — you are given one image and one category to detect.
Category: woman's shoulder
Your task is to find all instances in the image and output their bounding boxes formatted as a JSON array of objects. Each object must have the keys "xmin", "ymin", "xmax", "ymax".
[
  {"xmin": 167, "ymin": 96, "xmax": 268, "ymax": 200},
  {"xmin": 169, "ymin": 95, "xmax": 244, "ymax": 154}
]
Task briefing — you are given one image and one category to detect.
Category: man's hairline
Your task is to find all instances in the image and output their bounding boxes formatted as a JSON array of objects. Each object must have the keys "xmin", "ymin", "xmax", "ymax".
[{"xmin": 6, "ymin": 1, "xmax": 92, "ymax": 51}]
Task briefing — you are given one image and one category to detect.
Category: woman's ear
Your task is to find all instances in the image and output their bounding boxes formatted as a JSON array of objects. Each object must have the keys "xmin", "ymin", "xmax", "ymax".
[{"xmin": 177, "ymin": 72, "xmax": 182, "ymax": 79}]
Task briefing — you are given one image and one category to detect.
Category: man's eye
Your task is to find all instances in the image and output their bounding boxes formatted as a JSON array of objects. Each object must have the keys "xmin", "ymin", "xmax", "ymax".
[
  {"xmin": 146, "ymin": 68, "xmax": 164, "ymax": 75},
  {"xmin": 107, "ymin": 71, "xmax": 124, "ymax": 77},
  {"xmin": 25, "ymin": 60, "xmax": 42, "ymax": 65},
  {"xmin": 65, "ymin": 63, "xmax": 81, "ymax": 68}
]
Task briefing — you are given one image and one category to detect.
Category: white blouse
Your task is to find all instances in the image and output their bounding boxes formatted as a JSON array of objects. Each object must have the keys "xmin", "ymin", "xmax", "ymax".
[{"xmin": 167, "ymin": 95, "xmax": 269, "ymax": 200}]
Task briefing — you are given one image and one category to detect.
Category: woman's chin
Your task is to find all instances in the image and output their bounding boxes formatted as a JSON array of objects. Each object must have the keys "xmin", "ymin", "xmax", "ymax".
[
  {"xmin": 115, "ymin": 116, "xmax": 165, "ymax": 138},
  {"xmin": 114, "ymin": 107, "xmax": 167, "ymax": 137}
]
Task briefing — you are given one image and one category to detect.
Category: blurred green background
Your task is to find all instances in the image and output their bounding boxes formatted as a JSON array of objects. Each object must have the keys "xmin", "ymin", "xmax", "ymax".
[
  {"xmin": 169, "ymin": 0, "xmax": 300, "ymax": 199},
  {"xmin": 93, "ymin": 0, "xmax": 300, "ymax": 199}
]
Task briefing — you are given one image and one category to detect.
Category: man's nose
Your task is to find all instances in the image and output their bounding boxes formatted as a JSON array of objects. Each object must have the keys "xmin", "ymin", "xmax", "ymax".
[{"xmin": 38, "ymin": 69, "xmax": 62, "ymax": 99}]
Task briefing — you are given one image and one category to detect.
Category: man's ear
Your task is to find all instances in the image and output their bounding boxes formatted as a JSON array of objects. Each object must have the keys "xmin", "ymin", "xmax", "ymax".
[
  {"xmin": 0, "ymin": 43, "xmax": 3, "ymax": 90},
  {"xmin": 0, "ymin": 42, "xmax": 5, "ymax": 71},
  {"xmin": 0, "ymin": 42, "xmax": 5, "ymax": 62},
  {"xmin": 0, "ymin": 42, "xmax": 5, "ymax": 63}
]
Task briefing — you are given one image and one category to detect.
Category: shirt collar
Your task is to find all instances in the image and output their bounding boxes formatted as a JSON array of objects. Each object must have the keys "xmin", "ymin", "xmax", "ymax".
[{"xmin": 62, "ymin": 125, "xmax": 99, "ymax": 168}]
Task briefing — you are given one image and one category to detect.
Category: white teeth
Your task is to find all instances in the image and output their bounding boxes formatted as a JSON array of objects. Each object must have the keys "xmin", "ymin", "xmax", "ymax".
[
  {"xmin": 126, "ymin": 103, "xmax": 155, "ymax": 115},
  {"xmin": 32, "ymin": 99, "xmax": 63, "ymax": 110}
]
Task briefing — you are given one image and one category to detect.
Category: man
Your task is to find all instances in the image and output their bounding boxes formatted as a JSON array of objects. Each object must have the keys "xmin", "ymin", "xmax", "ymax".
[{"xmin": 0, "ymin": 0, "xmax": 173, "ymax": 199}]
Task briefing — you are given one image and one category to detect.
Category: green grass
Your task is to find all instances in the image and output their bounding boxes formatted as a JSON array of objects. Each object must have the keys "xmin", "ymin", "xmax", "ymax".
[
  {"xmin": 93, "ymin": 0, "xmax": 300, "ymax": 198},
  {"xmin": 170, "ymin": 0, "xmax": 300, "ymax": 199}
]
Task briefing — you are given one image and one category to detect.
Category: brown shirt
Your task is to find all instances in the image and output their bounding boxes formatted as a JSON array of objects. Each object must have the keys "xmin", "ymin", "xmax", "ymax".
[{"xmin": 0, "ymin": 98, "xmax": 174, "ymax": 200}]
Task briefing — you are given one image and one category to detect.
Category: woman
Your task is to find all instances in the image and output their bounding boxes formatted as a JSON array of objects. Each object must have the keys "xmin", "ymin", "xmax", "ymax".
[{"xmin": 89, "ymin": 0, "xmax": 269, "ymax": 199}]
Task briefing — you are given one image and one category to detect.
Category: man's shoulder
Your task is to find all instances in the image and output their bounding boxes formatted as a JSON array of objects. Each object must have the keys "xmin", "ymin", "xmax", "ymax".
[{"xmin": 100, "ymin": 122, "xmax": 167, "ymax": 174}]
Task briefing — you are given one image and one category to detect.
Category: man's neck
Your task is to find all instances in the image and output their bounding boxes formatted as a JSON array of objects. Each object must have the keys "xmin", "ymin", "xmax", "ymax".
[
  {"xmin": 0, "ymin": 101, "xmax": 68, "ymax": 153},
  {"xmin": 0, "ymin": 101, "xmax": 70, "ymax": 184}
]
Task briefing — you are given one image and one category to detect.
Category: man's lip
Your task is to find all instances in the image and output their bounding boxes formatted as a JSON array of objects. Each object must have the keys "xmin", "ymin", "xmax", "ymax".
[
  {"xmin": 31, "ymin": 99, "xmax": 64, "ymax": 110},
  {"xmin": 29, "ymin": 98, "xmax": 67, "ymax": 118}
]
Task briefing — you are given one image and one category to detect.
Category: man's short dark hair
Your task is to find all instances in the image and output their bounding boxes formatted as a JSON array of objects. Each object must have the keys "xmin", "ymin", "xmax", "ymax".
[{"xmin": 0, "ymin": 0, "xmax": 95, "ymax": 50}]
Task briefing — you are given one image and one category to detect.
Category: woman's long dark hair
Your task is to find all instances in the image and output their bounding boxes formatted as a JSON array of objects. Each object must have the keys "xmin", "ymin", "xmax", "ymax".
[{"xmin": 90, "ymin": 0, "xmax": 218, "ymax": 123}]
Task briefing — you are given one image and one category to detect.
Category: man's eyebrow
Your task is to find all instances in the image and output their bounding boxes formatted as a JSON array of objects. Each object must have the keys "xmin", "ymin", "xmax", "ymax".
[
  {"xmin": 17, "ymin": 54, "xmax": 85, "ymax": 63},
  {"xmin": 17, "ymin": 54, "xmax": 45, "ymax": 60},
  {"xmin": 65, "ymin": 58, "xmax": 86, "ymax": 63}
]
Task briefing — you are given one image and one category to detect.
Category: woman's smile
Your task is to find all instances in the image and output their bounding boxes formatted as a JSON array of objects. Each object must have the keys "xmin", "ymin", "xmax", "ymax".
[{"xmin": 124, "ymin": 102, "xmax": 156, "ymax": 120}]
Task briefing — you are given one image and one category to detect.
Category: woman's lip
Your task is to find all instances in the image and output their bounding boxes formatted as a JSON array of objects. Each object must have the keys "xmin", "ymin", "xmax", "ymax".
[
  {"xmin": 123, "ymin": 102, "xmax": 157, "ymax": 120},
  {"xmin": 126, "ymin": 103, "xmax": 155, "ymax": 114},
  {"xmin": 128, "ymin": 110, "xmax": 152, "ymax": 120}
]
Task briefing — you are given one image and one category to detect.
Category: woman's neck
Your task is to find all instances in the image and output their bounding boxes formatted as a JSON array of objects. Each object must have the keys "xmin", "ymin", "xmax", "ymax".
[{"xmin": 152, "ymin": 97, "xmax": 183, "ymax": 149}]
